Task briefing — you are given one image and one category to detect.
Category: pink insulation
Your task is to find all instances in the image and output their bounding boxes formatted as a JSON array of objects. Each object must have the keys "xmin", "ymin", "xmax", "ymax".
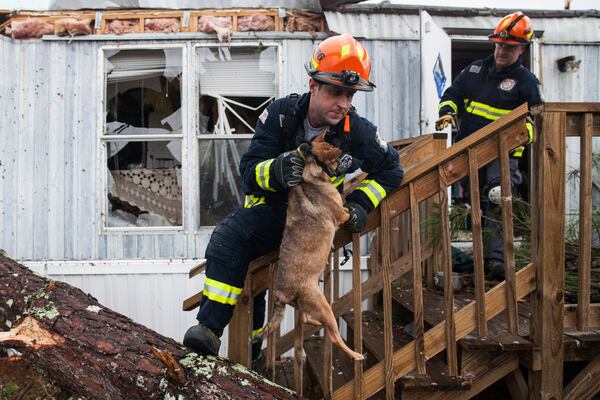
[
  {"xmin": 144, "ymin": 18, "xmax": 180, "ymax": 33},
  {"xmin": 10, "ymin": 19, "xmax": 54, "ymax": 39},
  {"xmin": 238, "ymin": 14, "xmax": 274, "ymax": 32},
  {"xmin": 197, "ymin": 16, "xmax": 232, "ymax": 43},
  {"xmin": 285, "ymin": 14, "xmax": 321, "ymax": 32},
  {"xmin": 54, "ymin": 18, "xmax": 92, "ymax": 37},
  {"xmin": 106, "ymin": 19, "xmax": 139, "ymax": 35}
]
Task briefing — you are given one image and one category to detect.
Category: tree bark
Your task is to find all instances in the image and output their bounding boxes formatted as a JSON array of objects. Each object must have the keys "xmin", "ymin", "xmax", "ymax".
[{"xmin": 0, "ymin": 253, "xmax": 296, "ymax": 400}]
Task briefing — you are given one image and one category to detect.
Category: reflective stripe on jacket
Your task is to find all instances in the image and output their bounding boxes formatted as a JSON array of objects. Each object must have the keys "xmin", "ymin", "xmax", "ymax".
[
  {"xmin": 239, "ymin": 92, "xmax": 404, "ymax": 213},
  {"xmin": 438, "ymin": 55, "xmax": 542, "ymax": 155}
]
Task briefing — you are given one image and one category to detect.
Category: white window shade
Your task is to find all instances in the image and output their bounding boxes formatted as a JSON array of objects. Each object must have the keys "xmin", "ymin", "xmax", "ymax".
[
  {"xmin": 107, "ymin": 49, "xmax": 182, "ymax": 84},
  {"xmin": 197, "ymin": 47, "xmax": 276, "ymax": 97}
]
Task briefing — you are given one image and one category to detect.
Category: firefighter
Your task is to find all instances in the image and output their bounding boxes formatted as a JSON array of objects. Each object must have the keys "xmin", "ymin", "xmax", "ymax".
[
  {"xmin": 184, "ymin": 33, "xmax": 404, "ymax": 369},
  {"xmin": 435, "ymin": 11, "xmax": 542, "ymax": 280}
]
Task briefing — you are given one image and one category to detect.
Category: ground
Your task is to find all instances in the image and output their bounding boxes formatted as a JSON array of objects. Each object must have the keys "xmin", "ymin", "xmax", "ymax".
[{"xmin": 0, "ymin": 355, "xmax": 67, "ymax": 400}]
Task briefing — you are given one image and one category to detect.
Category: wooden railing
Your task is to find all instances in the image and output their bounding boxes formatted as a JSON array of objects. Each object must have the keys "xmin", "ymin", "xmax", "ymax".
[{"xmin": 183, "ymin": 103, "xmax": 600, "ymax": 399}]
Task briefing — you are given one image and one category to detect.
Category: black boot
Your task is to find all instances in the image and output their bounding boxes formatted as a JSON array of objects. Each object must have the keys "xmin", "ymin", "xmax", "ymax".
[
  {"xmin": 183, "ymin": 323, "xmax": 221, "ymax": 356},
  {"xmin": 485, "ymin": 259, "xmax": 505, "ymax": 281}
]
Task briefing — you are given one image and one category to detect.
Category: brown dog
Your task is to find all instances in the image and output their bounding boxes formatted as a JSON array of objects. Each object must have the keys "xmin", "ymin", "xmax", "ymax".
[{"xmin": 261, "ymin": 134, "xmax": 364, "ymax": 361}]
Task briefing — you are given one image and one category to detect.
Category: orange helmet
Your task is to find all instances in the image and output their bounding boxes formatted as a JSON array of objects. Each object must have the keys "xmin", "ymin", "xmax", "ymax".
[
  {"xmin": 489, "ymin": 11, "xmax": 534, "ymax": 45},
  {"xmin": 305, "ymin": 33, "xmax": 375, "ymax": 92}
]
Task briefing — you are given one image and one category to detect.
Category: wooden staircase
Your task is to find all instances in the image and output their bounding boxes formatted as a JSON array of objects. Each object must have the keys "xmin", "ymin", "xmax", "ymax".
[{"xmin": 184, "ymin": 103, "xmax": 600, "ymax": 399}]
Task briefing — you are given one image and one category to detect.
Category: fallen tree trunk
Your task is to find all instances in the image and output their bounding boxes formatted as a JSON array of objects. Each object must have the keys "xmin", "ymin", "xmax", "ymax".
[{"xmin": 0, "ymin": 253, "xmax": 296, "ymax": 400}]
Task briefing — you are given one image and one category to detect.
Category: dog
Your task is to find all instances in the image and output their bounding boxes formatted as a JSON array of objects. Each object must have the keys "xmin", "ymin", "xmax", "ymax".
[{"xmin": 260, "ymin": 133, "xmax": 364, "ymax": 361}]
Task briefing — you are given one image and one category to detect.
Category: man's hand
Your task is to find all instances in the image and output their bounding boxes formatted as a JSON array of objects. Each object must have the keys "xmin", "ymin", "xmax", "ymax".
[
  {"xmin": 343, "ymin": 202, "xmax": 368, "ymax": 233},
  {"xmin": 272, "ymin": 149, "xmax": 305, "ymax": 189},
  {"xmin": 435, "ymin": 113, "xmax": 457, "ymax": 131}
]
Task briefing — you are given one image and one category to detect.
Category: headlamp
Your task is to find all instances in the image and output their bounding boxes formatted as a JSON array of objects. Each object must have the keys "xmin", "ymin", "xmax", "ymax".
[{"xmin": 341, "ymin": 70, "xmax": 360, "ymax": 85}]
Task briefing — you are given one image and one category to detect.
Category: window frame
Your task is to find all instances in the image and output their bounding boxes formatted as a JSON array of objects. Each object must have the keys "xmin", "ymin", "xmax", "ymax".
[
  {"xmin": 97, "ymin": 43, "xmax": 188, "ymax": 234},
  {"xmin": 192, "ymin": 42, "xmax": 283, "ymax": 230}
]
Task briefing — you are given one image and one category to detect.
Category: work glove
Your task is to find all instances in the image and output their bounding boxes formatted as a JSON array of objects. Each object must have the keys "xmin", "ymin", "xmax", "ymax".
[
  {"xmin": 435, "ymin": 113, "xmax": 457, "ymax": 131},
  {"xmin": 272, "ymin": 148, "xmax": 305, "ymax": 189},
  {"xmin": 335, "ymin": 153, "xmax": 354, "ymax": 176},
  {"xmin": 343, "ymin": 202, "xmax": 368, "ymax": 233}
]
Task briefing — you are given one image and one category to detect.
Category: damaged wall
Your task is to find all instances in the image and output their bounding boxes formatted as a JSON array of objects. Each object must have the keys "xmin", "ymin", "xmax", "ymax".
[{"xmin": 0, "ymin": 34, "xmax": 419, "ymax": 262}]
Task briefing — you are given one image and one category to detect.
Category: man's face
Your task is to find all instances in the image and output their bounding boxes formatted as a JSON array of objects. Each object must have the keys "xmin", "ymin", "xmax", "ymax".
[
  {"xmin": 308, "ymin": 79, "xmax": 356, "ymax": 127},
  {"xmin": 494, "ymin": 42, "xmax": 526, "ymax": 70}
]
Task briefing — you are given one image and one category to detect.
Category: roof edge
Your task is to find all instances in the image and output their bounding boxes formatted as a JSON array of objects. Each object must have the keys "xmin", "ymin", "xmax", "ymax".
[{"xmin": 337, "ymin": 4, "xmax": 600, "ymax": 18}]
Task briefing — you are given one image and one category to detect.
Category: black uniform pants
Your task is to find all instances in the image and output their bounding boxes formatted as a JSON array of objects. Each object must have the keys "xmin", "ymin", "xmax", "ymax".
[
  {"xmin": 481, "ymin": 158, "xmax": 522, "ymax": 263},
  {"xmin": 196, "ymin": 203, "xmax": 287, "ymax": 347}
]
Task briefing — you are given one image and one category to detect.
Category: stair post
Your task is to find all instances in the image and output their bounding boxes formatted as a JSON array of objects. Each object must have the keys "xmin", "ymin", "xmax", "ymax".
[{"xmin": 529, "ymin": 110, "xmax": 566, "ymax": 399}]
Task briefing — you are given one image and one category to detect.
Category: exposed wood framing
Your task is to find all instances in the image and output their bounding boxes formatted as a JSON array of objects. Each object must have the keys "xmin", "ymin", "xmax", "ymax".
[{"xmin": 4, "ymin": 8, "xmax": 326, "ymax": 36}]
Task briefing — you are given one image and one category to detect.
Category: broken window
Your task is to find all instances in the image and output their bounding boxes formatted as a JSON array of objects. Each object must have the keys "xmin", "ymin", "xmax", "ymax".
[
  {"xmin": 196, "ymin": 45, "xmax": 278, "ymax": 226},
  {"xmin": 102, "ymin": 48, "xmax": 183, "ymax": 228}
]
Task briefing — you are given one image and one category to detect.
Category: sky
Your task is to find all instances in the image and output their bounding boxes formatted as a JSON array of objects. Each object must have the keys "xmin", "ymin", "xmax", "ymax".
[{"xmin": 0, "ymin": 0, "xmax": 598, "ymax": 10}]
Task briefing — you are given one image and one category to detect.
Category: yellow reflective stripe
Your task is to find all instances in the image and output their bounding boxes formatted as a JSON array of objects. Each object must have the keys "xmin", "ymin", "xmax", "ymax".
[
  {"xmin": 203, "ymin": 277, "xmax": 242, "ymax": 306},
  {"xmin": 203, "ymin": 289, "xmax": 237, "ymax": 305},
  {"xmin": 244, "ymin": 194, "xmax": 266, "ymax": 209},
  {"xmin": 356, "ymin": 43, "xmax": 364, "ymax": 59},
  {"xmin": 329, "ymin": 175, "xmax": 345, "ymax": 188},
  {"xmin": 341, "ymin": 44, "xmax": 350, "ymax": 58},
  {"xmin": 311, "ymin": 57, "xmax": 318, "ymax": 70},
  {"xmin": 255, "ymin": 159, "xmax": 276, "ymax": 192},
  {"xmin": 356, "ymin": 179, "xmax": 386, "ymax": 208},
  {"xmin": 526, "ymin": 121, "xmax": 534, "ymax": 144},
  {"xmin": 252, "ymin": 326, "xmax": 265, "ymax": 338},
  {"xmin": 464, "ymin": 99, "xmax": 511, "ymax": 121},
  {"xmin": 512, "ymin": 145, "xmax": 525, "ymax": 157},
  {"xmin": 438, "ymin": 100, "xmax": 458, "ymax": 114}
]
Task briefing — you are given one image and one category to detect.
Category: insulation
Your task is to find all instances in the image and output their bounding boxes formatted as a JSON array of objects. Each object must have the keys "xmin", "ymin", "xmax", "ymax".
[
  {"xmin": 10, "ymin": 19, "xmax": 54, "ymax": 39},
  {"xmin": 197, "ymin": 15, "xmax": 232, "ymax": 43},
  {"xmin": 285, "ymin": 11, "xmax": 321, "ymax": 32},
  {"xmin": 54, "ymin": 18, "xmax": 92, "ymax": 36},
  {"xmin": 238, "ymin": 13, "xmax": 274, "ymax": 31},
  {"xmin": 144, "ymin": 18, "xmax": 180, "ymax": 33},
  {"xmin": 106, "ymin": 19, "xmax": 139, "ymax": 35}
]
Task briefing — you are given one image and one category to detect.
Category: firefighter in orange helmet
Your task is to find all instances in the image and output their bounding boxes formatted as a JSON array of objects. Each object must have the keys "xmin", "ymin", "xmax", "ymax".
[
  {"xmin": 435, "ymin": 12, "xmax": 541, "ymax": 280},
  {"xmin": 184, "ymin": 34, "xmax": 403, "ymax": 369}
]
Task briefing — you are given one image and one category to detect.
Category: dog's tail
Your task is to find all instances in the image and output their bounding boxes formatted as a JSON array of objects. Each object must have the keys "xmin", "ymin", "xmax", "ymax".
[{"xmin": 259, "ymin": 297, "xmax": 286, "ymax": 340}]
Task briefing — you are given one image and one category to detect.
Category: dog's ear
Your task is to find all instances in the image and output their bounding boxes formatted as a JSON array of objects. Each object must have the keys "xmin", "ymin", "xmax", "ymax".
[{"xmin": 312, "ymin": 132, "xmax": 326, "ymax": 143}]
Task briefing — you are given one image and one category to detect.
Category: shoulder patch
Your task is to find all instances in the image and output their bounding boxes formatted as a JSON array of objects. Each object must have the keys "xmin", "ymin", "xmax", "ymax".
[
  {"xmin": 469, "ymin": 65, "xmax": 481, "ymax": 74},
  {"xmin": 258, "ymin": 108, "xmax": 269, "ymax": 124}
]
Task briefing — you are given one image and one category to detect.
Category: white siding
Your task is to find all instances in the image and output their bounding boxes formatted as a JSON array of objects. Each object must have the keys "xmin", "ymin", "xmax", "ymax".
[{"xmin": 0, "ymin": 35, "xmax": 419, "ymax": 261}]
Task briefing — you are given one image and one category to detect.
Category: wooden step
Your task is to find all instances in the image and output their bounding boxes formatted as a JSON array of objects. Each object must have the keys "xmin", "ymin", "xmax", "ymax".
[
  {"xmin": 303, "ymin": 336, "xmax": 357, "ymax": 395},
  {"xmin": 344, "ymin": 311, "xmax": 470, "ymax": 392},
  {"xmin": 392, "ymin": 285, "xmax": 533, "ymax": 352}
]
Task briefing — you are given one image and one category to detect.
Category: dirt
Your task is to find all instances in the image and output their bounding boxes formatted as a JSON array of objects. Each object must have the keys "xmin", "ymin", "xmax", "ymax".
[{"xmin": 0, "ymin": 355, "xmax": 67, "ymax": 400}]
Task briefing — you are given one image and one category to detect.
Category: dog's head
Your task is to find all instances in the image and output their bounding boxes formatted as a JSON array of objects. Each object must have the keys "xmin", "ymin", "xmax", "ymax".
[{"xmin": 298, "ymin": 133, "xmax": 343, "ymax": 178}]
